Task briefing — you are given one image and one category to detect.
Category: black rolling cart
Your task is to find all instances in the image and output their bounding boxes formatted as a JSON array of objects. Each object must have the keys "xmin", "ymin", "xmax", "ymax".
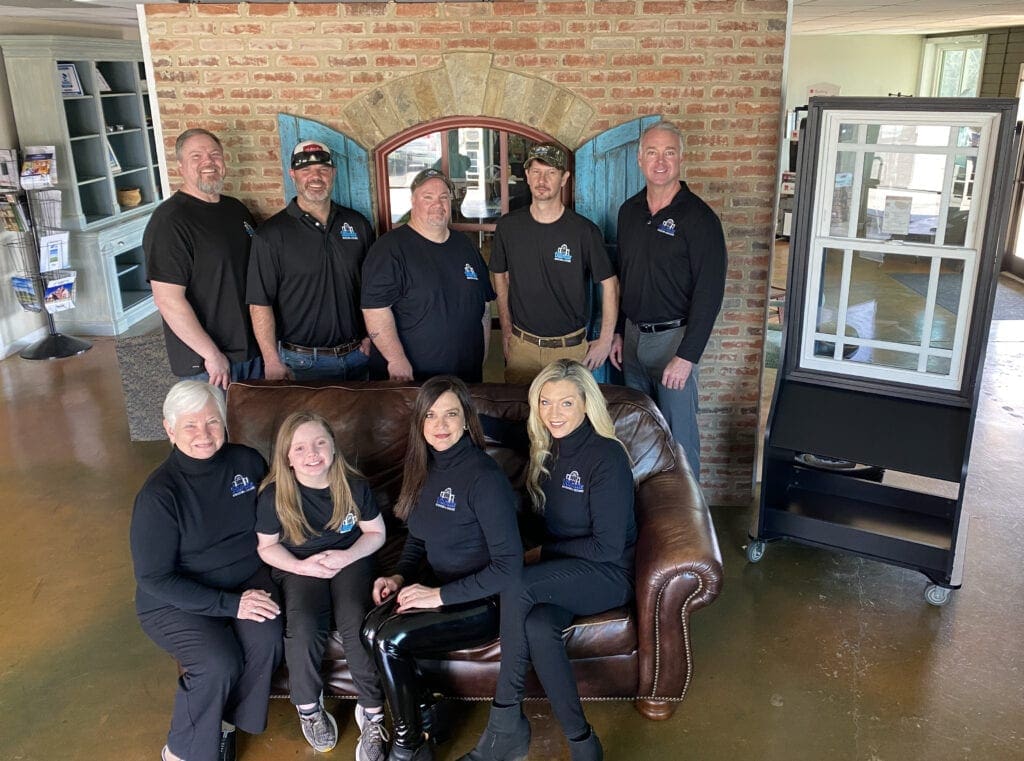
[{"xmin": 750, "ymin": 97, "xmax": 1021, "ymax": 605}]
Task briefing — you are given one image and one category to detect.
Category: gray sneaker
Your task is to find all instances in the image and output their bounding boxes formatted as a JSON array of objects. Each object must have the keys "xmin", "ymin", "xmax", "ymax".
[
  {"xmin": 354, "ymin": 705, "xmax": 390, "ymax": 761},
  {"xmin": 299, "ymin": 706, "xmax": 339, "ymax": 753}
]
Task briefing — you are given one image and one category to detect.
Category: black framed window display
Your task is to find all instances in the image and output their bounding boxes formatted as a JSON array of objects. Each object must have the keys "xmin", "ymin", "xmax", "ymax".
[{"xmin": 751, "ymin": 97, "xmax": 1020, "ymax": 606}]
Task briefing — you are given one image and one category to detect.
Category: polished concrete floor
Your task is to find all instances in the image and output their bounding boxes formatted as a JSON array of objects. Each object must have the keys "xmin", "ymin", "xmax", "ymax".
[{"xmin": 0, "ymin": 318, "xmax": 1021, "ymax": 761}]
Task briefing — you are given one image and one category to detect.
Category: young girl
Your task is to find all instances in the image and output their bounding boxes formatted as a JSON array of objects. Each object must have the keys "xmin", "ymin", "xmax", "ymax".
[{"xmin": 256, "ymin": 411, "xmax": 388, "ymax": 761}]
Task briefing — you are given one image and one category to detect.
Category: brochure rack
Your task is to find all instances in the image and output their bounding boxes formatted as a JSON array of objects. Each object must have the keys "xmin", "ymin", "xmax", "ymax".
[{"xmin": 5, "ymin": 190, "xmax": 91, "ymax": 359}]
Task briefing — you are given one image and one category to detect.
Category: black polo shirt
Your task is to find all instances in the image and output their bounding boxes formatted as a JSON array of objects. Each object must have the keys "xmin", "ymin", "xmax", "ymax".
[
  {"xmin": 361, "ymin": 225, "xmax": 495, "ymax": 382},
  {"xmin": 246, "ymin": 199, "xmax": 374, "ymax": 348},
  {"xmin": 616, "ymin": 182, "xmax": 727, "ymax": 363},
  {"xmin": 491, "ymin": 207, "xmax": 613, "ymax": 337},
  {"xmin": 144, "ymin": 191, "xmax": 259, "ymax": 376}
]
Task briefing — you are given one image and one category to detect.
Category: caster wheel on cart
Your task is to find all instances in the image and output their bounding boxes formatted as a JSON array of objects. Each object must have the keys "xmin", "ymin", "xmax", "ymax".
[
  {"xmin": 746, "ymin": 540, "xmax": 766, "ymax": 563},
  {"xmin": 924, "ymin": 584, "xmax": 951, "ymax": 606}
]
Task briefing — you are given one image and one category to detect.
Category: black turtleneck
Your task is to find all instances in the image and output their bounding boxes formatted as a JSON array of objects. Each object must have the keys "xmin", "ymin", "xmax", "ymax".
[
  {"xmin": 539, "ymin": 419, "xmax": 637, "ymax": 573},
  {"xmin": 130, "ymin": 443, "xmax": 267, "ymax": 617},
  {"xmin": 397, "ymin": 434, "xmax": 522, "ymax": 605}
]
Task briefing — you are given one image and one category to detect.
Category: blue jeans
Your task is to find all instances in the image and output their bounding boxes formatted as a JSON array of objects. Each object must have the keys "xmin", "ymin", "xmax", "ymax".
[
  {"xmin": 179, "ymin": 356, "xmax": 263, "ymax": 384},
  {"xmin": 279, "ymin": 345, "xmax": 369, "ymax": 381}
]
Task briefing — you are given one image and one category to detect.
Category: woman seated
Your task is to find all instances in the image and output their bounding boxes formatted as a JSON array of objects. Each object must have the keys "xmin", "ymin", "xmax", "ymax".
[
  {"xmin": 130, "ymin": 381, "xmax": 282, "ymax": 761},
  {"xmin": 256, "ymin": 411, "xmax": 389, "ymax": 759},
  {"xmin": 458, "ymin": 359, "xmax": 636, "ymax": 761},
  {"xmin": 361, "ymin": 375, "xmax": 523, "ymax": 761}
]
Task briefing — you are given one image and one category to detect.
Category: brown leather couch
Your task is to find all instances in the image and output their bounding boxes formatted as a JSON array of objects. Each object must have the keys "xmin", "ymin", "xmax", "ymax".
[{"xmin": 226, "ymin": 380, "xmax": 723, "ymax": 720}]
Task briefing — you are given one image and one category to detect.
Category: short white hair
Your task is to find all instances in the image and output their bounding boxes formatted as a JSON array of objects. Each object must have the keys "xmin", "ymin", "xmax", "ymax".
[{"xmin": 162, "ymin": 381, "xmax": 227, "ymax": 430}]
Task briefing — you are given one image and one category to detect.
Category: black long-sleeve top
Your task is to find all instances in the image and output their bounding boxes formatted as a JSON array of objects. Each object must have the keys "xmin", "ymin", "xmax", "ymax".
[
  {"xmin": 616, "ymin": 181, "xmax": 727, "ymax": 363},
  {"xmin": 397, "ymin": 435, "xmax": 522, "ymax": 605},
  {"xmin": 130, "ymin": 443, "xmax": 268, "ymax": 617},
  {"xmin": 538, "ymin": 419, "xmax": 637, "ymax": 575}
]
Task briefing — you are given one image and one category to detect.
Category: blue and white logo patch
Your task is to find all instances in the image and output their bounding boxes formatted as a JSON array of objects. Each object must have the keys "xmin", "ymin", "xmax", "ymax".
[
  {"xmin": 656, "ymin": 218, "xmax": 676, "ymax": 237},
  {"xmin": 340, "ymin": 222, "xmax": 359, "ymax": 240},
  {"xmin": 338, "ymin": 512, "xmax": 357, "ymax": 533},
  {"xmin": 464, "ymin": 264, "xmax": 479, "ymax": 281},
  {"xmin": 561, "ymin": 470, "xmax": 584, "ymax": 493},
  {"xmin": 230, "ymin": 474, "xmax": 256, "ymax": 497},
  {"xmin": 553, "ymin": 244, "xmax": 572, "ymax": 263},
  {"xmin": 243, "ymin": 221, "xmax": 256, "ymax": 238},
  {"xmin": 435, "ymin": 487, "xmax": 457, "ymax": 511}
]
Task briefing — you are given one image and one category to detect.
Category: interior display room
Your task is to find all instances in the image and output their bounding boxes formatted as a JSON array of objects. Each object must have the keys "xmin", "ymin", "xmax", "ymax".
[{"xmin": 140, "ymin": 0, "xmax": 787, "ymax": 506}]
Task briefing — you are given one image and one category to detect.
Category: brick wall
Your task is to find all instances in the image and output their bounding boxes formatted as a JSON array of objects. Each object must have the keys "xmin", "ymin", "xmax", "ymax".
[{"xmin": 143, "ymin": 0, "xmax": 788, "ymax": 505}]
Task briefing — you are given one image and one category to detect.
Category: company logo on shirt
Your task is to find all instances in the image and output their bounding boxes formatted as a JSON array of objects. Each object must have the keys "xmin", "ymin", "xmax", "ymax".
[
  {"xmin": 230, "ymin": 474, "xmax": 256, "ymax": 498},
  {"xmin": 435, "ymin": 487, "xmax": 457, "ymax": 511},
  {"xmin": 243, "ymin": 221, "xmax": 256, "ymax": 238},
  {"xmin": 338, "ymin": 512, "xmax": 357, "ymax": 533},
  {"xmin": 464, "ymin": 264, "xmax": 479, "ymax": 281},
  {"xmin": 553, "ymin": 244, "xmax": 572, "ymax": 263},
  {"xmin": 561, "ymin": 470, "xmax": 584, "ymax": 493},
  {"xmin": 340, "ymin": 222, "xmax": 359, "ymax": 240},
  {"xmin": 657, "ymin": 218, "xmax": 676, "ymax": 237}
]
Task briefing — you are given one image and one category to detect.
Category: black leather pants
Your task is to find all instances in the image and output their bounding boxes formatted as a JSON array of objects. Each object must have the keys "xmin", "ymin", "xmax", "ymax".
[{"xmin": 361, "ymin": 596, "xmax": 499, "ymax": 749}]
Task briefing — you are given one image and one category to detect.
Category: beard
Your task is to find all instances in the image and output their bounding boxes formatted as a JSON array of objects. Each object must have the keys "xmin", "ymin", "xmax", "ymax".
[
  {"xmin": 298, "ymin": 184, "xmax": 331, "ymax": 204},
  {"xmin": 196, "ymin": 173, "xmax": 225, "ymax": 196}
]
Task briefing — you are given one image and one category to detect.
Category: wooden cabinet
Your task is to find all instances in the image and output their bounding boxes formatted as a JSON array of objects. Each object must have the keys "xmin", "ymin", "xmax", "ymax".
[
  {"xmin": 0, "ymin": 36, "xmax": 163, "ymax": 229},
  {"xmin": 0, "ymin": 36, "xmax": 163, "ymax": 333}
]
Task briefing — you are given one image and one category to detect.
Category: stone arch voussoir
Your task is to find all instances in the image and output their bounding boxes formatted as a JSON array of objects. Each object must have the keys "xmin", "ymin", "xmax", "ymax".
[{"xmin": 341, "ymin": 52, "xmax": 595, "ymax": 150}]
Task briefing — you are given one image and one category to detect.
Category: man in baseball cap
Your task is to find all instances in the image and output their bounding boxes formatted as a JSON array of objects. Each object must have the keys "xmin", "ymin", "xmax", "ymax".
[
  {"xmin": 490, "ymin": 141, "xmax": 618, "ymax": 383},
  {"xmin": 247, "ymin": 139, "xmax": 377, "ymax": 383}
]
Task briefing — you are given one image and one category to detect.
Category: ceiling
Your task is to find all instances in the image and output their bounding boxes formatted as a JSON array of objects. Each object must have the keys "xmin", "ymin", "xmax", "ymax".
[{"xmin": 0, "ymin": 0, "xmax": 1022, "ymax": 36}]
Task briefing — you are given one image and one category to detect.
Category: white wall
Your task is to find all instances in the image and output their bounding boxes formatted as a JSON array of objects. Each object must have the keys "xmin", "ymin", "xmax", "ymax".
[
  {"xmin": 786, "ymin": 35, "xmax": 925, "ymax": 115},
  {"xmin": 0, "ymin": 19, "xmax": 137, "ymax": 356}
]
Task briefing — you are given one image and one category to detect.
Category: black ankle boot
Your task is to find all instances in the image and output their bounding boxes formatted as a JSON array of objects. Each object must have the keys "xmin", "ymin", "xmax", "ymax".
[
  {"xmin": 456, "ymin": 703, "xmax": 531, "ymax": 761},
  {"xmin": 388, "ymin": 743, "xmax": 434, "ymax": 761},
  {"xmin": 567, "ymin": 726, "xmax": 603, "ymax": 761},
  {"xmin": 420, "ymin": 694, "xmax": 451, "ymax": 745}
]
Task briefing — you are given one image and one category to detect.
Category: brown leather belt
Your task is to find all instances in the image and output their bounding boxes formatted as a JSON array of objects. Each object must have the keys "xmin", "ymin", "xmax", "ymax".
[
  {"xmin": 636, "ymin": 318, "xmax": 685, "ymax": 334},
  {"xmin": 511, "ymin": 326, "xmax": 586, "ymax": 349},
  {"xmin": 280, "ymin": 339, "xmax": 361, "ymax": 357}
]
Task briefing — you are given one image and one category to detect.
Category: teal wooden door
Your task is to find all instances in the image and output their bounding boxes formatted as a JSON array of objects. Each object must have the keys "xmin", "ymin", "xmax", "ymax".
[
  {"xmin": 574, "ymin": 116, "xmax": 660, "ymax": 382},
  {"xmin": 277, "ymin": 114, "xmax": 374, "ymax": 225}
]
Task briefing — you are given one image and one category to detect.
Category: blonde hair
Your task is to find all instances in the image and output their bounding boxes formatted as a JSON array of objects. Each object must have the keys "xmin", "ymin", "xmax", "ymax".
[
  {"xmin": 525, "ymin": 359, "xmax": 628, "ymax": 511},
  {"xmin": 260, "ymin": 411, "xmax": 361, "ymax": 546}
]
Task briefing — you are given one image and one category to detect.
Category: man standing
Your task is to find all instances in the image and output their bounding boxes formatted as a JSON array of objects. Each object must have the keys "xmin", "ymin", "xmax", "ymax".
[
  {"xmin": 144, "ymin": 128, "xmax": 261, "ymax": 389},
  {"xmin": 247, "ymin": 140, "xmax": 374, "ymax": 381},
  {"xmin": 610, "ymin": 122, "xmax": 727, "ymax": 481},
  {"xmin": 361, "ymin": 168, "xmax": 494, "ymax": 383},
  {"xmin": 491, "ymin": 143, "xmax": 619, "ymax": 384}
]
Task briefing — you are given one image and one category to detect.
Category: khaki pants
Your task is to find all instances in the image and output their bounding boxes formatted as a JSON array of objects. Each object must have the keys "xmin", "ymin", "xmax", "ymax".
[{"xmin": 504, "ymin": 329, "xmax": 588, "ymax": 385}]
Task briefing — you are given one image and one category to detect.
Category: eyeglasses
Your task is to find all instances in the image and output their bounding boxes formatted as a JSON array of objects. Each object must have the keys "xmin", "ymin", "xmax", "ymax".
[{"xmin": 291, "ymin": 150, "xmax": 333, "ymax": 170}]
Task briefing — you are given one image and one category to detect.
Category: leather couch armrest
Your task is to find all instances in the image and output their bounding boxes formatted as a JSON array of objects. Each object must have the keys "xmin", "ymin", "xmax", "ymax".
[{"xmin": 633, "ymin": 455, "xmax": 723, "ymax": 703}]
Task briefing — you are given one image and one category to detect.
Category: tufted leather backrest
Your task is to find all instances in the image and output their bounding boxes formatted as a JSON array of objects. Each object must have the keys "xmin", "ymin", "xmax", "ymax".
[{"xmin": 226, "ymin": 380, "xmax": 684, "ymax": 509}]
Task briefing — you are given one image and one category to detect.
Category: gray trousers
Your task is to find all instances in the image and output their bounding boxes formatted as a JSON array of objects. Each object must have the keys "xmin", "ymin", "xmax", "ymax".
[{"xmin": 623, "ymin": 319, "xmax": 701, "ymax": 481}]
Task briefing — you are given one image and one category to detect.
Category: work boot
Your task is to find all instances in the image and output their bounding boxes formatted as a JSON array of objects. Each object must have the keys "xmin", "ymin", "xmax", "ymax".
[
  {"xmin": 567, "ymin": 726, "xmax": 603, "ymax": 761},
  {"xmin": 456, "ymin": 703, "xmax": 531, "ymax": 761}
]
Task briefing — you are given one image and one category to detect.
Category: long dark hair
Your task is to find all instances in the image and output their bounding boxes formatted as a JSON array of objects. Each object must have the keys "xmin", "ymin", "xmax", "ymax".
[{"xmin": 393, "ymin": 376, "xmax": 486, "ymax": 521}]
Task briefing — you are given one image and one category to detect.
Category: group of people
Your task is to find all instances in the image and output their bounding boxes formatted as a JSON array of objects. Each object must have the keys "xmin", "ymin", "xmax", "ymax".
[
  {"xmin": 130, "ymin": 359, "xmax": 634, "ymax": 761},
  {"xmin": 143, "ymin": 120, "xmax": 726, "ymax": 480},
  {"xmin": 132, "ymin": 118, "xmax": 726, "ymax": 761}
]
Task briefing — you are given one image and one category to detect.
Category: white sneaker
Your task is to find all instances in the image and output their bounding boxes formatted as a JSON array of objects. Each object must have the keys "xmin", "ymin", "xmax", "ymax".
[{"xmin": 354, "ymin": 705, "xmax": 389, "ymax": 761}]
